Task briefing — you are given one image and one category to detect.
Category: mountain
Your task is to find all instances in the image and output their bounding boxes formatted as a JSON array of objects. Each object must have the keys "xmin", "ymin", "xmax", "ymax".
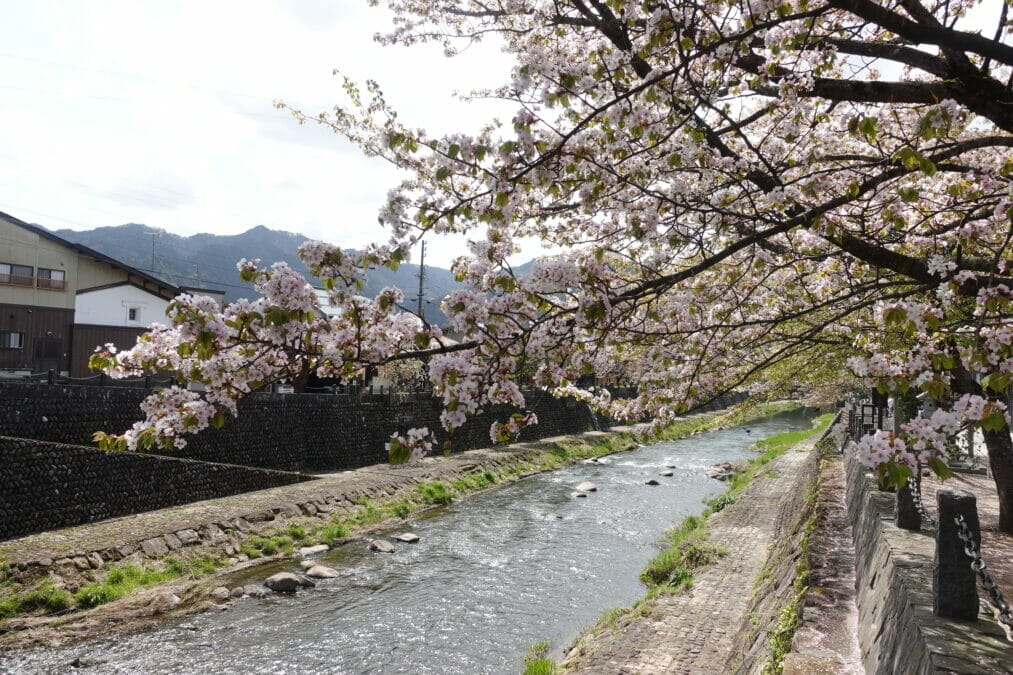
[{"xmin": 53, "ymin": 224, "xmax": 465, "ymax": 326}]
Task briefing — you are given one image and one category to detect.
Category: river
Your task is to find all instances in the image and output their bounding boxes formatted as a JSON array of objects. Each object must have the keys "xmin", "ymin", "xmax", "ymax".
[{"xmin": 3, "ymin": 410, "xmax": 815, "ymax": 674}]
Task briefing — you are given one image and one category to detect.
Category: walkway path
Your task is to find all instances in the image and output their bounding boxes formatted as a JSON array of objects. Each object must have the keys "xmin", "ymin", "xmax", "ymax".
[{"xmin": 563, "ymin": 438, "xmax": 819, "ymax": 673}]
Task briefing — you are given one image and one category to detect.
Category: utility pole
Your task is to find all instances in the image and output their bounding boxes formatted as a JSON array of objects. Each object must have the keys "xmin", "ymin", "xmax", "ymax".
[
  {"xmin": 415, "ymin": 241, "xmax": 427, "ymax": 323},
  {"xmin": 148, "ymin": 232, "xmax": 161, "ymax": 272}
]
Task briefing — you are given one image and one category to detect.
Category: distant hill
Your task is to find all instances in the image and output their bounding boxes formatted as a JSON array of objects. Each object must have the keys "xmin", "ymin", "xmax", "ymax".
[{"xmin": 53, "ymin": 224, "xmax": 465, "ymax": 326}]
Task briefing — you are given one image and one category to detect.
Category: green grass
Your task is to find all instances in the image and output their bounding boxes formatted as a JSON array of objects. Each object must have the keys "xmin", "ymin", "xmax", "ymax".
[
  {"xmin": 640, "ymin": 514, "xmax": 723, "ymax": 588},
  {"xmin": 0, "ymin": 582, "xmax": 73, "ymax": 619},
  {"xmin": 387, "ymin": 498, "xmax": 414, "ymax": 519},
  {"xmin": 523, "ymin": 641, "xmax": 558, "ymax": 675},
  {"xmin": 415, "ymin": 481, "xmax": 455, "ymax": 506},
  {"xmin": 755, "ymin": 418, "xmax": 831, "ymax": 457},
  {"xmin": 321, "ymin": 520, "xmax": 350, "ymax": 543},
  {"xmin": 73, "ymin": 553, "xmax": 225, "ymax": 609},
  {"xmin": 284, "ymin": 523, "xmax": 308, "ymax": 542},
  {"xmin": 74, "ymin": 564, "xmax": 176, "ymax": 608}
]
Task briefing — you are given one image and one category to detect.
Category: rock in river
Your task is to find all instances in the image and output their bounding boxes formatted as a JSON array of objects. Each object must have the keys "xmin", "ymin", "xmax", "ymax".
[
  {"xmin": 370, "ymin": 540, "xmax": 396, "ymax": 554},
  {"xmin": 243, "ymin": 585, "xmax": 269, "ymax": 598},
  {"xmin": 264, "ymin": 572, "xmax": 315, "ymax": 593},
  {"xmin": 659, "ymin": 470, "xmax": 674, "ymax": 477},
  {"xmin": 575, "ymin": 481, "xmax": 598, "ymax": 492},
  {"xmin": 645, "ymin": 479, "xmax": 661, "ymax": 486},
  {"xmin": 571, "ymin": 491, "xmax": 587, "ymax": 498},
  {"xmin": 395, "ymin": 532, "xmax": 420, "ymax": 543},
  {"xmin": 211, "ymin": 586, "xmax": 231, "ymax": 601},
  {"xmin": 305, "ymin": 565, "xmax": 339, "ymax": 579},
  {"xmin": 299, "ymin": 544, "xmax": 329, "ymax": 557}
]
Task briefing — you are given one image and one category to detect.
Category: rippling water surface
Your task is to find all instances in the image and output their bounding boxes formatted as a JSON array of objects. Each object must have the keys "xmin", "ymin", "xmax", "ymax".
[{"xmin": 4, "ymin": 411, "xmax": 814, "ymax": 674}]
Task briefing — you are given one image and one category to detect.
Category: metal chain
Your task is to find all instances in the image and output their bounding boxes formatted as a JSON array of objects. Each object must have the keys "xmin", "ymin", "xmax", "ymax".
[
  {"xmin": 954, "ymin": 514, "xmax": 1013, "ymax": 642},
  {"xmin": 907, "ymin": 477, "xmax": 937, "ymax": 526}
]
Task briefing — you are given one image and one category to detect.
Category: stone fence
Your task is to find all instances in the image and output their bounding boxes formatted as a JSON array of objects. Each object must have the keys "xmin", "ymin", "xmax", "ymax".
[
  {"xmin": 846, "ymin": 454, "xmax": 1013, "ymax": 673},
  {"xmin": 0, "ymin": 436, "xmax": 311, "ymax": 541},
  {"xmin": 0, "ymin": 382, "xmax": 645, "ymax": 473}
]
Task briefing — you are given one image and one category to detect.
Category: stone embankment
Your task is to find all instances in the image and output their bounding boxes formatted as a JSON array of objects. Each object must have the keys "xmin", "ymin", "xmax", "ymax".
[
  {"xmin": 561, "ymin": 419, "xmax": 839, "ymax": 673},
  {"xmin": 0, "ymin": 427, "xmax": 645, "ymax": 650}
]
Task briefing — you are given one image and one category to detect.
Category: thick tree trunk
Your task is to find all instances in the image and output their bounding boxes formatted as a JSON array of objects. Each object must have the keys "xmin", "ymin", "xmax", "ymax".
[
  {"xmin": 951, "ymin": 361, "xmax": 1013, "ymax": 533},
  {"xmin": 291, "ymin": 360, "xmax": 311, "ymax": 394},
  {"xmin": 982, "ymin": 425, "xmax": 1013, "ymax": 534}
]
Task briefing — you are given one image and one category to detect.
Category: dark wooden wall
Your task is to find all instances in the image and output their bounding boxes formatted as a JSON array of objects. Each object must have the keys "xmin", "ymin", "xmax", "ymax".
[{"xmin": 0, "ymin": 303, "xmax": 73, "ymax": 373}]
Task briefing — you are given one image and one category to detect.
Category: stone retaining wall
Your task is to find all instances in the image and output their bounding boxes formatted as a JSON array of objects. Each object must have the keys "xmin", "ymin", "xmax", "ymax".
[
  {"xmin": 0, "ymin": 382, "xmax": 626, "ymax": 472},
  {"xmin": 2, "ymin": 432, "xmax": 633, "ymax": 587},
  {"xmin": 0, "ymin": 436, "xmax": 312, "ymax": 541},
  {"xmin": 726, "ymin": 417, "xmax": 836, "ymax": 673},
  {"xmin": 845, "ymin": 454, "xmax": 1013, "ymax": 674}
]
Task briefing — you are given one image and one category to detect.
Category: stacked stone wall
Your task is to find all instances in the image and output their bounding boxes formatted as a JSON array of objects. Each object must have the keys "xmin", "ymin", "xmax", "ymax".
[
  {"xmin": 0, "ymin": 382, "xmax": 635, "ymax": 472},
  {"xmin": 0, "ymin": 436, "xmax": 311, "ymax": 541}
]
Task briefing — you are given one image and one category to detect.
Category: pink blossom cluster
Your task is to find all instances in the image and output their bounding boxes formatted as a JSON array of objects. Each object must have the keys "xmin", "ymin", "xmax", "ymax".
[{"xmin": 385, "ymin": 427, "xmax": 435, "ymax": 463}]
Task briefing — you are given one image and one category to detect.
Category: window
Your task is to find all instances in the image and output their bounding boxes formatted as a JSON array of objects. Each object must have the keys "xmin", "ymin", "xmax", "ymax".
[
  {"xmin": 0, "ymin": 331, "xmax": 24, "ymax": 349},
  {"xmin": 0, "ymin": 263, "xmax": 34, "ymax": 286},
  {"xmin": 128, "ymin": 307, "xmax": 140, "ymax": 322},
  {"xmin": 37, "ymin": 268, "xmax": 66, "ymax": 290}
]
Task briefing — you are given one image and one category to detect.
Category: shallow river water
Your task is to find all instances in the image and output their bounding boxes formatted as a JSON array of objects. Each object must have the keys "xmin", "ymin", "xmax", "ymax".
[{"xmin": 4, "ymin": 411, "xmax": 814, "ymax": 675}]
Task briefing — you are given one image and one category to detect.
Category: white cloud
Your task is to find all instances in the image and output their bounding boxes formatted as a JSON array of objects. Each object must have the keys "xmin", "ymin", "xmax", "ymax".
[{"xmin": 0, "ymin": 0, "xmax": 516, "ymax": 267}]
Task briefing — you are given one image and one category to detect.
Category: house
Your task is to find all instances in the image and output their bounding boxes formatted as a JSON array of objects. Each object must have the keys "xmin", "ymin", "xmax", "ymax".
[{"xmin": 0, "ymin": 211, "xmax": 225, "ymax": 377}]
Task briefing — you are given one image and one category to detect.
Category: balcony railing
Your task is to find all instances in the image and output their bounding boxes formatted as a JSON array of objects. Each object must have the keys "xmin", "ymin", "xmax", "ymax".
[
  {"xmin": 0, "ymin": 273, "xmax": 35, "ymax": 287},
  {"xmin": 36, "ymin": 277, "xmax": 66, "ymax": 290}
]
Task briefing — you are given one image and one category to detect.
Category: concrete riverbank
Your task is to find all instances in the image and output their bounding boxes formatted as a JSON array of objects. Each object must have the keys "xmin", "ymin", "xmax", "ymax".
[
  {"xmin": 0, "ymin": 428, "xmax": 645, "ymax": 651},
  {"xmin": 560, "ymin": 420, "xmax": 838, "ymax": 673}
]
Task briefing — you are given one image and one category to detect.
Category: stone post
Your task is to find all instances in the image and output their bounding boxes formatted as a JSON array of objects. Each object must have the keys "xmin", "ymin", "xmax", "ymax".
[
  {"xmin": 894, "ymin": 399, "xmax": 920, "ymax": 529},
  {"xmin": 896, "ymin": 479, "xmax": 921, "ymax": 530},
  {"xmin": 933, "ymin": 489, "xmax": 980, "ymax": 620}
]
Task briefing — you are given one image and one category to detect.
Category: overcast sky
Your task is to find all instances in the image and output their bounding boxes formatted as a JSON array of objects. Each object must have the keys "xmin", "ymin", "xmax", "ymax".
[
  {"xmin": 0, "ymin": 0, "xmax": 519, "ymax": 268},
  {"xmin": 1, "ymin": 2, "xmax": 1002, "ymax": 270}
]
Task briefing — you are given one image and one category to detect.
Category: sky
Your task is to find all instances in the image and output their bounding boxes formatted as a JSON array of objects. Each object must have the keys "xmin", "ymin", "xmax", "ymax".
[
  {"xmin": 0, "ymin": 1, "xmax": 520, "ymax": 268},
  {"xmin": 1, "ymin": 2, "xmax": 1003, "ymax": 270}
]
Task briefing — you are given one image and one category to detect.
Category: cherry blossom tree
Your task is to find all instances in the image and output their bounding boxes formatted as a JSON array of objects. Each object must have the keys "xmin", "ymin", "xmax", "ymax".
[{"xmin": 94, "ymin": 0, "xmax": 1012, "ymax": 529}]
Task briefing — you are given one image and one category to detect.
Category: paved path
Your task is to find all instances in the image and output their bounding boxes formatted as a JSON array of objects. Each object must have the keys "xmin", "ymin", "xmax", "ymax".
[{"xmin": 564, "ymin": 439, "xmax": 818, "ymax": 673}]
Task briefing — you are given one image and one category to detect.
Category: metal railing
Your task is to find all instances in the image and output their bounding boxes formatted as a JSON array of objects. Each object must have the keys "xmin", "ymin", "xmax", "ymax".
[
  {"xmin": 0, "ymin": 273, "xmax": 35, "ymax": 286},
  {"xmin": 36, "ymin": 277, "xmax": 66, "ymax": 290}
]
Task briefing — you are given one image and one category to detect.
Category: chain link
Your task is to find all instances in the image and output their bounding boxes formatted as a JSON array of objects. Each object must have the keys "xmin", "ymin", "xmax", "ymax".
[
  {"xmin": 906, "ymin": 477, "xmax": 937, "ymax": 526},
  {"xmin": 954, "ymin": 514, "xmax": 1013, "ymax": 642}
]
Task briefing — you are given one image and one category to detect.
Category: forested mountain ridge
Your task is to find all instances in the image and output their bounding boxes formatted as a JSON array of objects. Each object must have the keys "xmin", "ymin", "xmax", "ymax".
[{"xmin": 53, "ymin": 224, "xmax": 465, "ymax": 325}]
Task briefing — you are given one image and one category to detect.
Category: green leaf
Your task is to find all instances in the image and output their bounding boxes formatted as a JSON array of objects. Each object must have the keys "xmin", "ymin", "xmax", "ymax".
[
  {"xmin": 212, "ymin": 411, "xmax": 226, "ymax": 429},
  {"xmin": 388, "ymin": 438, "xmax": 410, "ymax": 464},
  {"xmin": 981, "ymin": 410, "xmax": 1007, "ymax": 432},
  {"xmin": 884, "ymin": 306, "xmax": 907, "ymax": 326},
  {"xmin": 928, "ymin": 456, "xmax": 954, "ymax": 480},
  {"xmin": 447, "ymin": 143, "xmax": 460, "ymax": 159},
  {"xmin": 435, "ymin": 166, "xmax": 451, "ymax": 181},
  {"xmin": 982, "ymin": 373, "xmax": 1009, "ymax": 393}
]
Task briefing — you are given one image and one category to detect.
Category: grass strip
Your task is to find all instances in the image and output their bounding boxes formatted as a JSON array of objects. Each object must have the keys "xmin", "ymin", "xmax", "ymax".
[{"xmin": 523, "ymin": 640, "xmax": 558, "ymax": 674}]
